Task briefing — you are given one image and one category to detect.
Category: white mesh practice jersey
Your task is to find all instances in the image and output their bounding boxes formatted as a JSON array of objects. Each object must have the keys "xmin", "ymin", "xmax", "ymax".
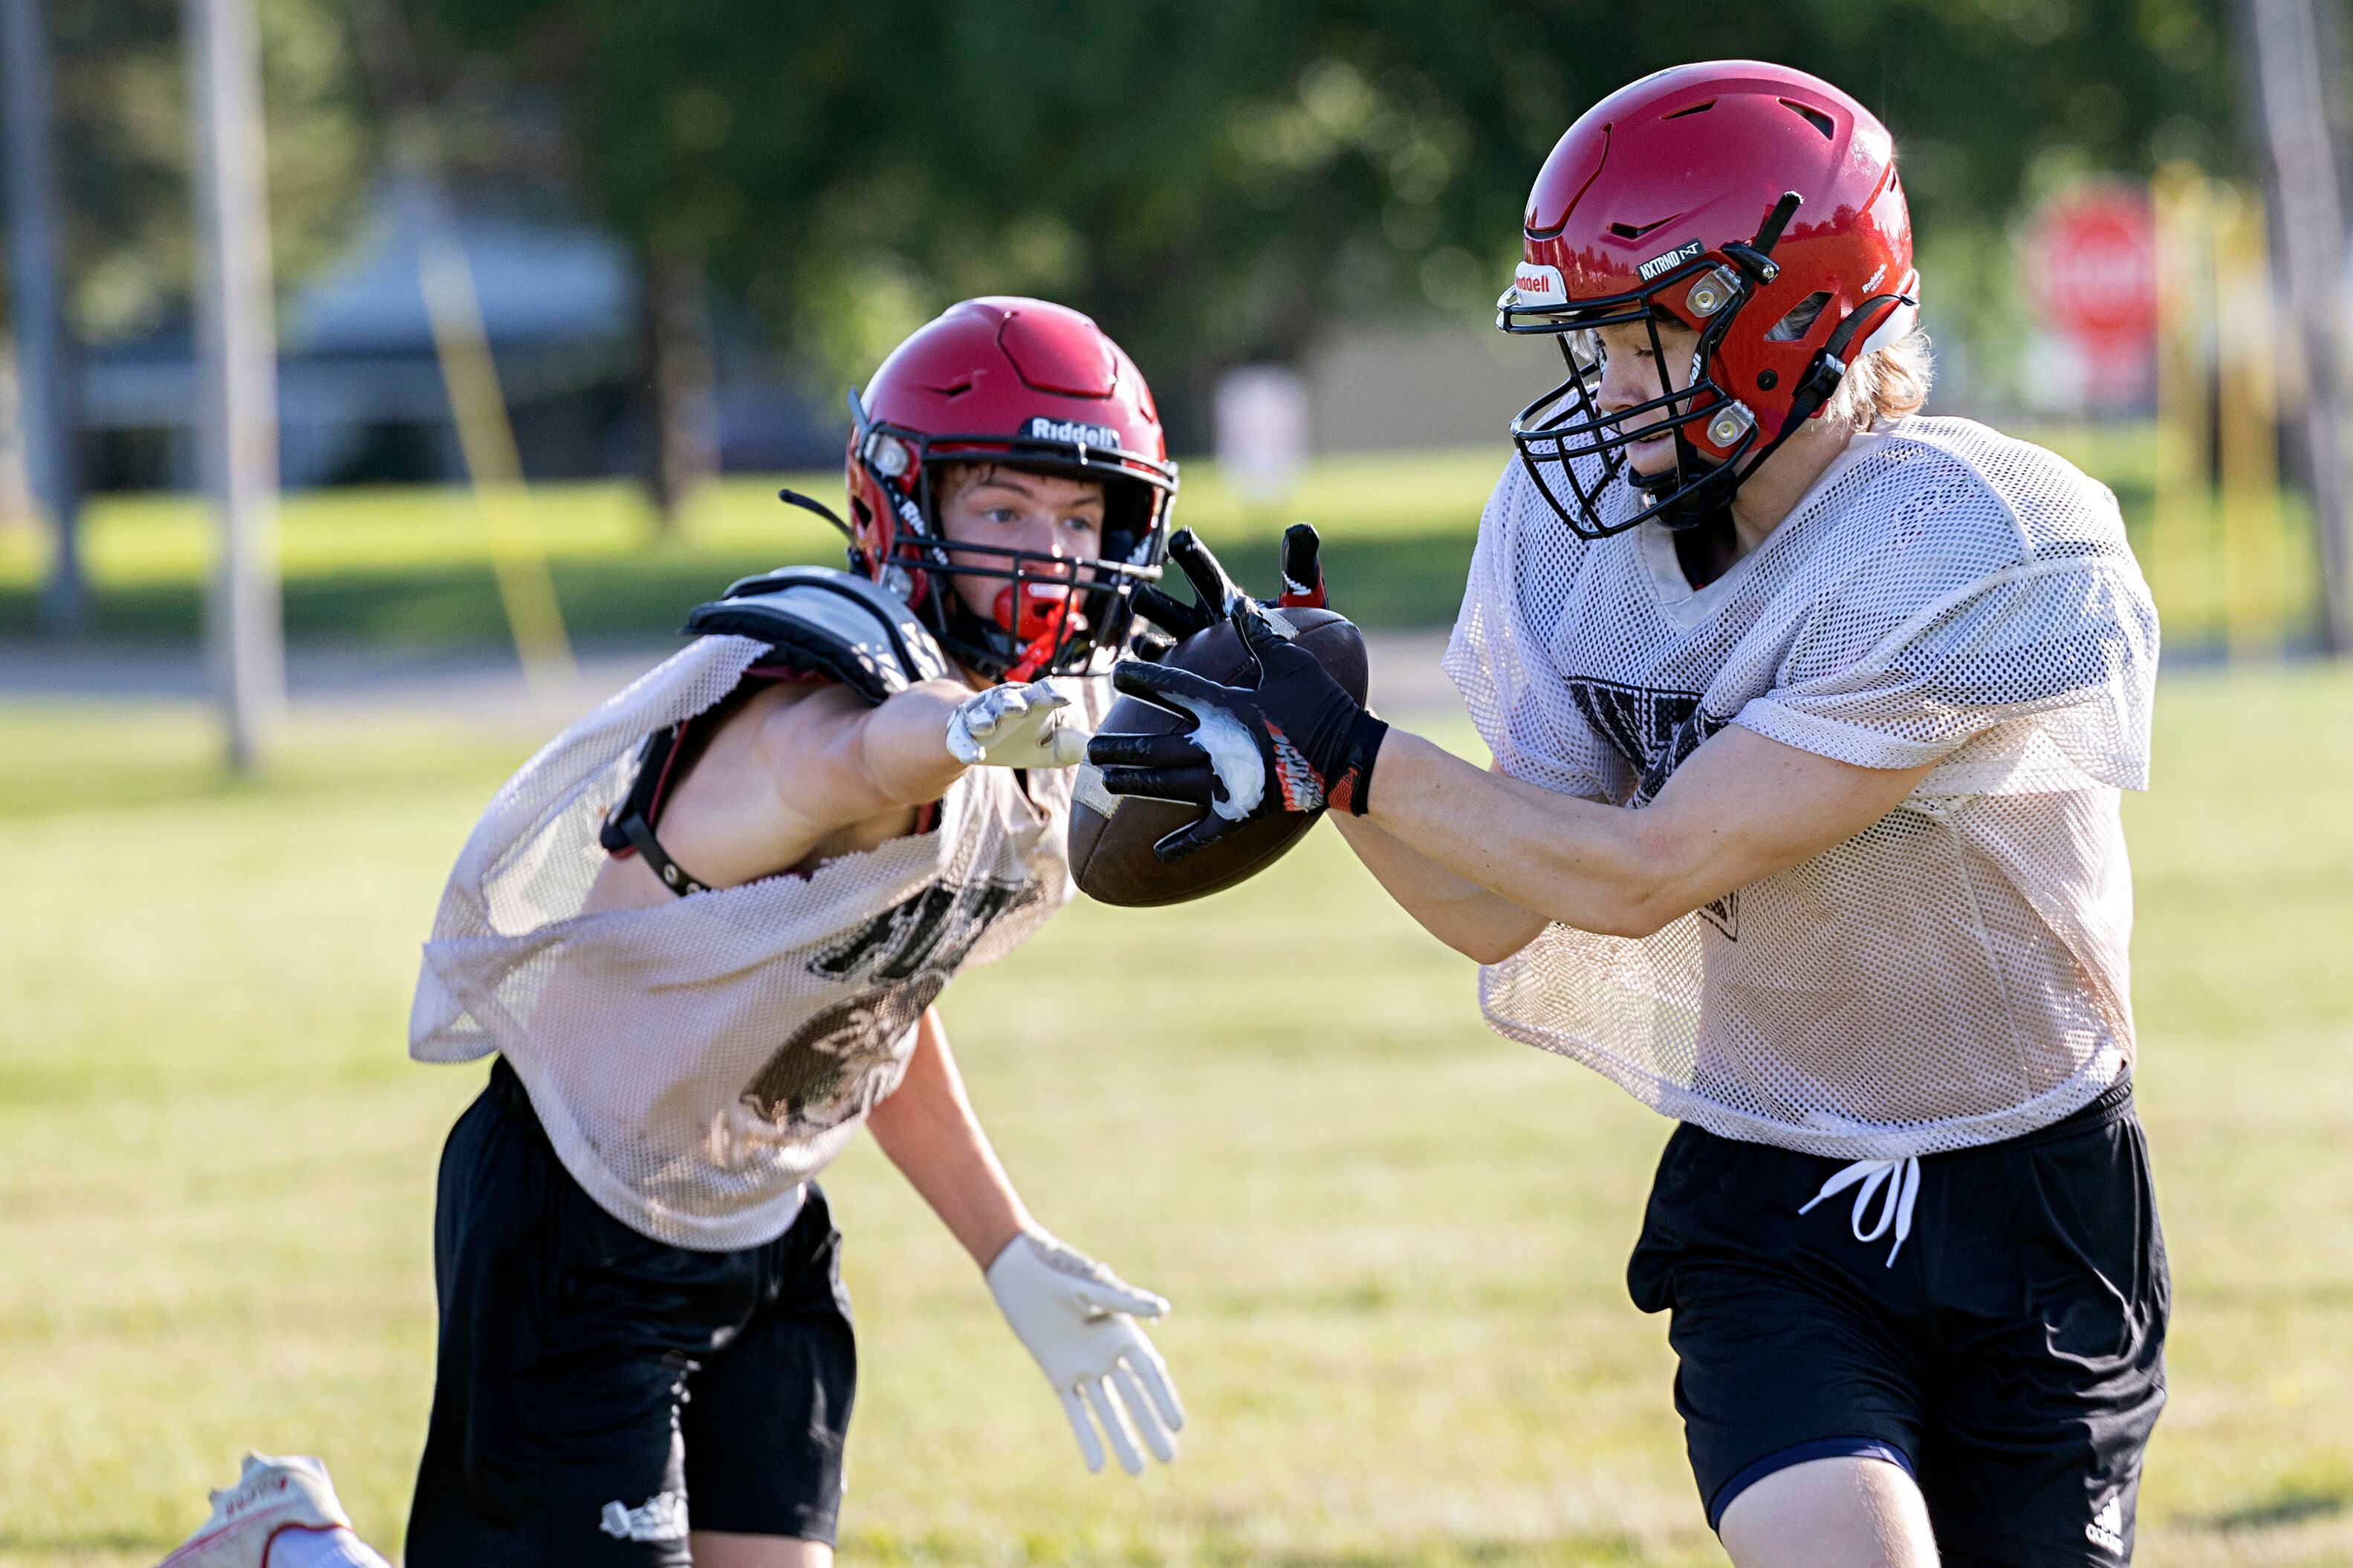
[
  {"xmin": 1445, "ymin": 416, "xmax": 2161, "ymax": 1159},
  {"xmin": 410, "ymin": 636, "xmax": 1096, "ymax": 1249}
]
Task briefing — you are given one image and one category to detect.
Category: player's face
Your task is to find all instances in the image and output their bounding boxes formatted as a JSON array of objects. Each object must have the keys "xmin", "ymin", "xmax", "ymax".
[
  {"xmin": 1591, "ymin": 316, "xmax": 1703, "ymax": 478},
  {"xmin": 934, "ymin": 466, "xmax": 1107, "ymax": 622}
]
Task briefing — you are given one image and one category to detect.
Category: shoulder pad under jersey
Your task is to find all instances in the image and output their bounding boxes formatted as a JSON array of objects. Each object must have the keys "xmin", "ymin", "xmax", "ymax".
[{"xmin": 684, "ymin": 566, "xmax": 952, "ymax": 706}]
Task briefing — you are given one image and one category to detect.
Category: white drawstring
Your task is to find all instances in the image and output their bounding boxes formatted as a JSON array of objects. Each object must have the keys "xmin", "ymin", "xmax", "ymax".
[{"xmin": 1798, "ymin": 1157, "xmax": 1921, "ymax": 1267}]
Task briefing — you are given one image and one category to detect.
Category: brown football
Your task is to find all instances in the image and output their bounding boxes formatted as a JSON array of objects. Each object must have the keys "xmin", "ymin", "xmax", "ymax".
[{"xmin": 1068, "ymin": 608, "xmax": 1369, "ymax": 906}]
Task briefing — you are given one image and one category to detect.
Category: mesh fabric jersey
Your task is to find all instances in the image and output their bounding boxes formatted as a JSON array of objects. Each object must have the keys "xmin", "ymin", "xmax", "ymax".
[
  {"xmin": 411, "ymin": 637, "xmax": 1098, "ymax": 1249},
  {"xmin": 1445, "ymin": 416, "xmax": 2160, "ymax": 1160}
]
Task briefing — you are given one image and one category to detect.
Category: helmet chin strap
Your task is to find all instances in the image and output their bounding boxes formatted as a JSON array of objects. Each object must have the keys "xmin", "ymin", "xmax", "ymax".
[
  {"xmin": 1627, "ymin": 429, "xmax": 1742, "ymax": 533},
  {"xmin": 1624, "ymin": 288, "xmax": 1913, "ymax": 533}
]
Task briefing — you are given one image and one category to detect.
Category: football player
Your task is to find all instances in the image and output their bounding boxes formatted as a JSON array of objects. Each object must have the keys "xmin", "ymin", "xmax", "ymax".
[
  {"xmin": 1089, "ymin": 62, "xmax": 2165, "ymax": 1567},
  {"xmin": 404, "ymin": 298, "xmax": 1187, "ymax": 1567}
]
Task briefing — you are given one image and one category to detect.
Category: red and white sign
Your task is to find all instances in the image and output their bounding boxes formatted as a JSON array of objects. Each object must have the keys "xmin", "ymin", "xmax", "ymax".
[{"xmin": 2025, "ymin": 183, "xmax": 2157, "ymax": 409}]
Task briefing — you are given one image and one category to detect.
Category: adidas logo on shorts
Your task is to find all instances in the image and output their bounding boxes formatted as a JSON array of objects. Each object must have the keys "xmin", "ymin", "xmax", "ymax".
[
  {"xmin": 600, "ymin": 1491, "xmax": 689, "ymax": 1543},
  {"xmin": 2085, "ymin": 1495, "xmax": 2125, "ymax": 1554}
]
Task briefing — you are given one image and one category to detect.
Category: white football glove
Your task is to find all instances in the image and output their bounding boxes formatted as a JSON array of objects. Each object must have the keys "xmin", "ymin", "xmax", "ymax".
[
  {"xmin": 986, "ymin": 1229, "xmax": 1185, "ymax": 1475},
  {"xmin": 944, "ymin": 680, "xmax": 1091, "ymax": 769}
]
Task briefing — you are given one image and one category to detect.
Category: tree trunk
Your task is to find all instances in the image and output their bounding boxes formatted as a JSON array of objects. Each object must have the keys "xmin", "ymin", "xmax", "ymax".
[
  {"xmin": 2244, "ymin": 0, "xmax": 2353, "ymax": 653},
  {"xmin": 0, "ymin": 336, "xmax": 32, "ymax": 531},
  {"xmin": 1, "ymin": 0, "xmax": 85, "ymax": 634},
  {"xmin": 643, "ymin": 244, "xmax": 718, "ymax": 533},
  {"xmin": 186, "ymin": 0, "xmax": 284, "ymax": 771}
]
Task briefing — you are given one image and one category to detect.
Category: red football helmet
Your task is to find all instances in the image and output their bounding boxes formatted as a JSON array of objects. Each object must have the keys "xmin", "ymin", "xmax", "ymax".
[
  {"xmin": 1496, "ymin": 61, "xmax": 1919, "ymax": 538},
  {"xmin": 835, "ymin": 296, "xmax": 1177, "ymax": 678}
]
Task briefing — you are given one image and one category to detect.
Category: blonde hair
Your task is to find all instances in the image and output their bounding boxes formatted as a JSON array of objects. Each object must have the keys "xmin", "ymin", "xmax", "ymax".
[{"xmin": 1824, "ymin": 326, "xmax": 1932, "ymax": 430}]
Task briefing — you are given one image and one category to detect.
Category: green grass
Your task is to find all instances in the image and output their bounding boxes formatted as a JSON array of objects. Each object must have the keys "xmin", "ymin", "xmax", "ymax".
[
  {"xmin": 3, "ymin": 665, "xmax": 2352, "ymax": 1565},
  {"xmin": 0, "ymin": 426, "xmax": 2324, "ymax": 644},
  {"xmin": 0, "ymin": 452, "xmax": 1510, "ymax": 642}
]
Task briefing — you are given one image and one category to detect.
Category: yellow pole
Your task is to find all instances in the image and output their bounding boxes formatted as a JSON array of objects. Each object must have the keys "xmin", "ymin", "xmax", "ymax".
[
  {"xmin": 2149, "ymin": 164, "xmax": 2217, "ymax": 648},
  {"xmin": 418, "ymin": 229, "xmax": 577, "ymax": 689},
  {"xmin": 2211, "ymin": 183, "xmax": 2285, "ymax": 659}
]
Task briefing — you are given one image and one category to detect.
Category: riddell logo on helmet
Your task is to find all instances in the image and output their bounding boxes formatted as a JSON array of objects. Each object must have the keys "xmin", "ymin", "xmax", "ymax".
[
  {"xmin": 1638, "ymin": 240, "xmax": 1706, "ymax": 281},
  {"xmin": 1512, "ymin": 263, "xmax": 1567, "ymax": 306},
  {"xmin": 1025, "ymin": 416, "xmax": 1123, "ymax": 449}
]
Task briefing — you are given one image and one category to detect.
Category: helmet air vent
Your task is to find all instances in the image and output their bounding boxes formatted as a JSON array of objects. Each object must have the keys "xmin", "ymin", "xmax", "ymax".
[
  {"xmin": 1765, "ymin": 290, "xmax": 1833, "ymax": 342},
  {"xmin": 1781, "ymin": 100, "xmax": 1836, "ymax": 139},
  {"xmin": 1661, "ymin": 100, "xmax": 1717, "ymax": 120},
  {"xmin": 1608, "ymin": 217, "xmax": 1673, "ymax": 241}
]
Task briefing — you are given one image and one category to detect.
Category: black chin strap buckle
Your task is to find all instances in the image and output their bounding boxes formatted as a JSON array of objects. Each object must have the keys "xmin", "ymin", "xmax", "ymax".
[
  {"xmin": 1799, "ymin": 351, "xmax": 1848, "ymax": 406},
  {"xmin": 1721, "ymin": 191, "xmax": 1804, "ymax": 285},
  {"xmin": 1793, "ymin": 291, "xmax": 1918, "ymax": 425}
]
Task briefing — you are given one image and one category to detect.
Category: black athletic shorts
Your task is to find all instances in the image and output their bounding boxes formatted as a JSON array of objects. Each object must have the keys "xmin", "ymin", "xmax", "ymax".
[
  {"xmin": 1627, "ymin": 1077, "xmax": 2168, "ymax": 1566},
  {"xmin": 405, "ymin": 1058, "xmax": 857, "ymax": 1567}
]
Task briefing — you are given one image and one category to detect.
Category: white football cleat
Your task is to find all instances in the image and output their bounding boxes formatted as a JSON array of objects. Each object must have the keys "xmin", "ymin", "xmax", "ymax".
[{"xmin": 155, "ymin": 1453, "xmax": 391, "ymax": 1568}]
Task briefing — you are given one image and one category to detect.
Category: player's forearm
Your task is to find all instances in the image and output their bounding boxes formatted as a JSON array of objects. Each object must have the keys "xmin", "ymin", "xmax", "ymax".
[
  {"xmin": 856, "ymin": 679, "xmax": 975, "ymax": 807},
  {"xmin": 1362, "ymin": 725, "xmax": 1937, "ymax": 939},
  {"xmin": 866, "ymin": 1006, "xmax": 1031, "ymax": 1269},
  {"xmin": 1364, "ymin": 729, "xmax": 1684, "ymax": 939},
  {"xmin": 1330, "ymin": 812, "xmax": 1548, "ymax": 963}
]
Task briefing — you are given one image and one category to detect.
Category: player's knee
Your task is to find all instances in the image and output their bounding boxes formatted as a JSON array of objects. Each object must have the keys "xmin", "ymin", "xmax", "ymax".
[
  {"xmin": 689, "ymin": 1532, "xmax": 834, "ymax": 1568},
  {"xmin": 1717, "ymin": 1454, "xmax": 1938, "ymax": 1568}
]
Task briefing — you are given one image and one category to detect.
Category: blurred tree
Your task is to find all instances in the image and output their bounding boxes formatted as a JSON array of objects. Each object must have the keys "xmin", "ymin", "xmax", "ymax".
[
  {"xmin": 422, "ymin": 0, "xmax": 2241, "ymax": 443},
  {"xmin": 642, "ymin": 238, "xmax": 717, "ymax": 528},
  {"xmin": 39, "ymin": 0, "xmax": 374, "ymax": 342}
]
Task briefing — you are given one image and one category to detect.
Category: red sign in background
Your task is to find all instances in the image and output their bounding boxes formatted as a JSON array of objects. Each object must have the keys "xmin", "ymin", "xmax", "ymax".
[{"xmin": 2027, "ymin": 183, "xmax": 2158, "ymax": 406}]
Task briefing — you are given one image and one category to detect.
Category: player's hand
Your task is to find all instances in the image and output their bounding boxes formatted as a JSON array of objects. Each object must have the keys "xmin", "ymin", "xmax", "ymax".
[
  {"xmin": 1088, "ymin": 541, "xmax": 1386, "ymax": 859},
  {"xmin": 1276, "ymin": 521, "xmax": 1326, "ymax": 608},
  {"xmin": 986, "ymin": 1230, "xmax": 1185, "ymax": 1475},
  {"xmin": 1130, "ymin": 521, "xmax": 1324, "ymax": 640},
  {"xmin": 944, "ymin": 680, "xmax": 1090, "ymax": 769}
]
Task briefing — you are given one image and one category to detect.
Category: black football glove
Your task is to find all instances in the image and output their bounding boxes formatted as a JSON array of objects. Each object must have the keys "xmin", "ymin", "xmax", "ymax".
[
  {"xmin": 1129, "ymin": 521, "xmax": 1325, "ymax": 653},
  {"xmin": 1128, "ymin": 536, "xmax": 1219, "ymax": 644},
  {"xmin": 1276, "ymin": 521, "xmax": 1325, "ymax": 608},
  {"xmin": 1088, "ymin": 536, "xmax": 1386, "ymax": 862}
]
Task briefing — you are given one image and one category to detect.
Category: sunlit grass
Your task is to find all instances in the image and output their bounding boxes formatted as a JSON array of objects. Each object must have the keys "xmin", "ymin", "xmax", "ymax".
[
  {"xmin": 0, "ymin": 452, "xmax": 1516, "ymax": 641},
  {"xmin": 4, "ymin": 426, "xmax": 2321, "ymax": 647},
  {"xmin": 0, "ymin": 451, "xmax": 1507, "ymax": 588},
  {"xmin": 1, "ymin": 665, "xmax": 2349, "ymax": 1564}
]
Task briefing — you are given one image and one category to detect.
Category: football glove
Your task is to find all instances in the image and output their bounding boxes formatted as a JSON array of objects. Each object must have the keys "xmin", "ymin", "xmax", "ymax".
[
  {"xmin": 1276, "ymin": 520, "xmax": 1327, "ymax": 608},
  {"xmin": 986, "ymin": 1229, "xmax": 1185, "ymax": 1476},
  {"xmin": 1087, "ymin": 534, "xmax": 1386, "ymax": 861},
  {"xmin": 944, "ymin": 679, "xmax": 1089, "ymax": 768},
  {"xmin": 1129, "ymin": 521, "xmax": 1325, "ymax": 644}
]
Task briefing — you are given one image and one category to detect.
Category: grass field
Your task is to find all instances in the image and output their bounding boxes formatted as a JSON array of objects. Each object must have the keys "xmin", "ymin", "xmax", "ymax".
[
  {"xmin": 0, "ymin": 423, "xmax": 2328, "ymax": 645},
  {"xmin": 0, "ymin": 452, "xmax": 1510, "ymax": 641},
  {"xmin": 4, "ymin": 663, "xmax": 2351, "ymax": 1567}
]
